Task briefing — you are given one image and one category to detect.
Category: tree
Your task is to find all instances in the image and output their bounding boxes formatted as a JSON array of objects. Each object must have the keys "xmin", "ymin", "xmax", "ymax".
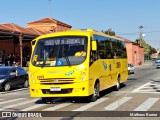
[
  {"xmin": 102, "ymin": 29, "xmax": 115, "ymax": 36},
  {"xmin": 150, "ymin": 47, "xmax": 157, "ymax": 54},
  {"xmin": 135, "ymin": 39, "xmax": 157, "ymax": 55}
]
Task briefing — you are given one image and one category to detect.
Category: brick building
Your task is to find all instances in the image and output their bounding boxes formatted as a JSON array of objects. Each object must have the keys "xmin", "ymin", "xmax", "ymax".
[{"xmin": 27, "ymin": 17, "xmax": 72, "ymax": 32}]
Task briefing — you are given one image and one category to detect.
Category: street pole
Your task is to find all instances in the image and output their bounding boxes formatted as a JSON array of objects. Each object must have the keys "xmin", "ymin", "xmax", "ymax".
[
  {"xmin": 48, "ymin": 0, "xmax": 52, "ymax": 18},
  {"xmin": 139, "ymin": 25, "xmax": 143, "ymax": 46}
]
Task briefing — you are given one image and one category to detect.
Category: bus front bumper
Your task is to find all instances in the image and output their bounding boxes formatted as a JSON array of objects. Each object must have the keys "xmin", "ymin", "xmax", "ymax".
[{"xmin": 29, "ymin": 81, "xmax": 90, "ymax": 98}]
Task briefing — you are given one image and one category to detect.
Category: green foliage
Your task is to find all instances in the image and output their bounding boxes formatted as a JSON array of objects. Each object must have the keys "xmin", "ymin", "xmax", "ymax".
[
  {"xmin": 135, "ymin": 39, "xmax": 157, "ymax": 55},
  {"xmin": 102, "ymin": 29, "xmax": 115, "ymax": 36}
]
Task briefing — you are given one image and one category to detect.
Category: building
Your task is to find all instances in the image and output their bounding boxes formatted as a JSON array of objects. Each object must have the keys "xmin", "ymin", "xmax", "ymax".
[
  {"xmin": 0, "ymin": 18, "xmax": 72, "ymax": 66},
  {"xmin": 116, "ymin": 36, "xmax": 144, "ymax": 65},
  {"xmin": 27, "ymin": 17, "xmax": 72, "ymax": 33}
]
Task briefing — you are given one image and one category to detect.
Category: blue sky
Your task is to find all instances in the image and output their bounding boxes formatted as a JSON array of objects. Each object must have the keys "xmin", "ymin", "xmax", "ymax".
[{"xmin": 1, "ymin": 0, "xmax": 160, "ymax": 48}]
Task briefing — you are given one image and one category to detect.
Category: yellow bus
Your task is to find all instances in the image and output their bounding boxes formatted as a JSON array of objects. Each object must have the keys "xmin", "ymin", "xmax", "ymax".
[{"xmin": 29, "ymin": 29, "xmax": 128, "ymax": 103}]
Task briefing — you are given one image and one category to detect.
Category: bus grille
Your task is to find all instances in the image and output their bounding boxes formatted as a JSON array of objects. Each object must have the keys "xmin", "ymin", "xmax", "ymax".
[
  {"xmin": 42, "ymin": 88, "xmax": 73, "ymax": 94},
  {"xmin": 39, "ymin": 78, "xmax": 75, "ymax": 85}
]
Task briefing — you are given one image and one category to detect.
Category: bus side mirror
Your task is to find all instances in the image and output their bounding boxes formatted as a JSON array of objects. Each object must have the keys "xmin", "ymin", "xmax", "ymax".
[
  {"xmin": 92, "ymin": 41, "xmax": 97, "ymax": 51},
  {"xmin": 31, "ymin": 40, "xmax": 36, "ymax": 53},
  {"xmin": 31, "ymin": 40, "xmax": 36, "ymax": 46}
]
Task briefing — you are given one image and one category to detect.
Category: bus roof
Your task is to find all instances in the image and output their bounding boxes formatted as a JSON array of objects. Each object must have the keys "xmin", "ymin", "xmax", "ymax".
[{"xmin": 34, "ymin": 28, "xmax": 125, "ymax": 42}]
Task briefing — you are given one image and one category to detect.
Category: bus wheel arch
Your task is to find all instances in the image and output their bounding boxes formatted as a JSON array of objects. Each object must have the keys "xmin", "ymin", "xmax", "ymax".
[{"xmin": 90, "ymin": 79, "xmax": 100, "ymax": 102}]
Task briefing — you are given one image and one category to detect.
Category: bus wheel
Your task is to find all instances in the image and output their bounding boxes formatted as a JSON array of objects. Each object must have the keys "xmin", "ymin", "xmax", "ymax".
[
  {"xmin": 115, "ymin": 76, "xmax": 121, "ymax": 91},
  {"xmin": 42, "ymin": 97, "xmax": 53, "ymax": 104},
  {"xmin": 90, "ymin": 82, "xmax": 100, "ymax": 102},
  {"xmin": 128, "ymin": 70, "xmax": 130, "ymax": 75}
]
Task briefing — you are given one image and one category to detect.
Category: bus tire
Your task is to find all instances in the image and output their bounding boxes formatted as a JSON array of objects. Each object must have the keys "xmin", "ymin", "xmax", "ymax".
[
  {"xmin": 90, "ymin": 82, "xmax": 100, "ymax": 102},
  {"xmin": 128, "ymin": 70, "xmax": 130, "ymax": 75},
  {"xmin": 115, "ymin": 76, "xmax": 121, "ymax": 91},
  {"xmin": 42, "ymin": 97, "xmax": 53, "ymax": 103}
]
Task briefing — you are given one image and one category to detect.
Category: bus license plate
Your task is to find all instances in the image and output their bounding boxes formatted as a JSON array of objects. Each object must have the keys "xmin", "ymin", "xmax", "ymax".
[{"xmin": 50, "ymin": 87, "xmax": 61, "ymax": 91}]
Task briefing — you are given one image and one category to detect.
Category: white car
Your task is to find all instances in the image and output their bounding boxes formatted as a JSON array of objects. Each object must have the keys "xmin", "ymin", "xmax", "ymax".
[
  {"xmin": 128, "ymin": 63, "xmax": 135, "ymax": 74},
  {"xmin": 155, "ymin": 60, "xmax": 160, "ymax": 69}
]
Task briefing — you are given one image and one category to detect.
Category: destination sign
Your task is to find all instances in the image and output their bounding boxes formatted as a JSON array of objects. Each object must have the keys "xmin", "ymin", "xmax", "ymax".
[{"xmin": 45, "ymin": 38, "xmax": 85, "ymax": 46}]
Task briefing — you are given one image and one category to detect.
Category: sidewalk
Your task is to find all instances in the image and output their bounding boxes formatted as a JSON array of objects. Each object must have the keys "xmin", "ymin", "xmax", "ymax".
[{"xmin": 134, "ymin": 61, "xmax": 153, "ymax": 69}]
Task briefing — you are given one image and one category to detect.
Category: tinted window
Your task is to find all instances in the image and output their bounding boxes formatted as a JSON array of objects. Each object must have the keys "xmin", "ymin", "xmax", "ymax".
[
  {"xmin": 94, "ymin": 35, "xmax": 113, "ymax": 59},
  {"xmin": 93, "ymin": 34, "xmax": 127, "ymax": 59},
  {"xmin": 17, "ymin": 68, "xmax": 27, "ymax": 75}
]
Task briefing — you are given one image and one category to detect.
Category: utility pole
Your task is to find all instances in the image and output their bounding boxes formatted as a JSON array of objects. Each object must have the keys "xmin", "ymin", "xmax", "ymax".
[
  {"xmin": 139, "ymin": 25, "xmax": 143, "ymax": 46},
  {"xmin": 48, "ymin": 0, "xmax": 52, "ymax": 18}
]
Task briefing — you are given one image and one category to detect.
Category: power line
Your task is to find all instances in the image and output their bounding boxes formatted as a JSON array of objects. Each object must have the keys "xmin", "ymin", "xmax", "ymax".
[{"xmin": 116, "ymin": 30, "xmax": 160, "ymax": 35}]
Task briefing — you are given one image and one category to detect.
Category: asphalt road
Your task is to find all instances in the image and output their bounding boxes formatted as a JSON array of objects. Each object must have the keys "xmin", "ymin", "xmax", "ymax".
[{"xmin": 1, "ymin": 62, "xmax": 160, "ymax": 120}]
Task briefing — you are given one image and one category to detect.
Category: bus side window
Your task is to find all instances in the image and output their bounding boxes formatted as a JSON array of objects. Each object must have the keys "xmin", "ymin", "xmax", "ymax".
[
  {"xmin": 90, "ymin": 51, "xmax": 98, "ymax": 64},
  {"xmin": 106, "ymin": 50, "xmax": 113, "ymax": 59},
  {"xmin": 99, "ymin": 51, "xmax": 105, "ymax": 59}
]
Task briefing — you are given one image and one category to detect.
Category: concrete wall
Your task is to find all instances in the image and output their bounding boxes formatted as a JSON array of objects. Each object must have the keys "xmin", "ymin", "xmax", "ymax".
[
  {"xmin": 126, "ymin": 42, "xmax": 133, "ymax": 64},
  {"xmin": 126, "ymin": 42, "xmax": 144, "ymax": 65}
]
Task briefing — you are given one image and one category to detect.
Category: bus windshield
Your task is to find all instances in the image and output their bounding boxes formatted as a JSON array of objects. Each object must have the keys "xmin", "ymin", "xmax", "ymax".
[{"xmin": 31, "ymin": 36, "xmax": 88, "ymax": 67}]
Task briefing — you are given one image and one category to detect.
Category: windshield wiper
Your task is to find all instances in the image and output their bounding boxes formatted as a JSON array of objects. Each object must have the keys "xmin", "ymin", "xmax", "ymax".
[
  {"xmin": 65, "ymin": 56, "xmax": 71, "ymax": 66},
  {"xmin": 63, "ymin": 51, "xmax": 71, "ymax": 66},
  {"xmin": 41, "ymin": 54, "xmax": 49, "ymax": 67}
]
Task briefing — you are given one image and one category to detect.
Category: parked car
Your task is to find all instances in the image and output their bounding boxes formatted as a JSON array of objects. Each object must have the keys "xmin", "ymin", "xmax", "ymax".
[
  {"xmin": 156, "ymin": 60, "xmax": 160, "ymax": 69},
  {"xmin": 128, "ymin": 63, "xmax": 135, "ymax": 74},
  {"xmin": 0, "ymin": 64, "xmax": 4, "ymax": 67},
  {"xmin": 0, "ymin": 66, "xmax": 29, "ymax": 91}
]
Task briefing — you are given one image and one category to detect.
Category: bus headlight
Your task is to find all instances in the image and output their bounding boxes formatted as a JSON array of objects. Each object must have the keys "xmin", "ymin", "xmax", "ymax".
[{"xmin": 81, "ymin": 72, "xmax": 86, "ymax": 82}]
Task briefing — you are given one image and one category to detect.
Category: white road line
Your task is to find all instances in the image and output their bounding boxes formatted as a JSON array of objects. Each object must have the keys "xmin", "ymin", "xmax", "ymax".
[
  {"xmin": 104, "ymin": 97, "xmax": 132, "ymax": 111},
  {"xmin": 43, "ymin": 103, "xmax": 72, "ymax": 111},
  {"xmin": 135, "ymin": 91, "xmax": 160, "ymax": 94},
  {"xmin": 21, "ymin": 104, "xmax": 46, "ymax": 111},
  {"xmin": 73, "ymin": 98, "xmax": 108, "ymax": 111},
  {"xmin": 0, "ymin": 99, "xmax": 38, "ymax": 111},
  {"xmin": 0, "ymin": 98, "xmax": 26, "ymax": 105},
  {"xmin": 153, "ymin": 77, "xmax": 160, "ymax": 80},
  {"xmin": 132, "ymin": 82, "xmax": 152, "ymax": 92},
  {"xmin": 134, "ymin": 98, "xmax": 159, "ymax": 111}
]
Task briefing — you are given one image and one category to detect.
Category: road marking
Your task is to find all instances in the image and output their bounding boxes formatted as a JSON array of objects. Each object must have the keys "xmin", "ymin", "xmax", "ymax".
[
  {"xmin": 21, "ymin": 104, "xmax": 46, "ymax": 111},
  {"xmin": 43, "ymin": 103, "xmax": 72, "ymax": 111},
  {"xmin": 134, "ymin": 91, "xmax": 160, "ymax": 94},
  {"xmin": 134, "ymin": 98, "xmax": 159, "ymax": 111},
  {"xmin": 0, "ymin": 99, "xmax": 38, "ymax": 111},
  {"xmin": 104, "ymin": 97, "xmax": 132, "ymax": 111},
  {"xmin": 132, "ymin": 82, "xmax": 152, "ymax": 92},
  {"xmin": 0, "ymin": 98, "xmax": 26, "ymax": 105},
  {"xmin": 73, "ymin": 98, "xmax": 108, "ymax": 111},
  {"xmin": 154, "ymin": 77, "xmax": 160, "ymax": 80}
]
